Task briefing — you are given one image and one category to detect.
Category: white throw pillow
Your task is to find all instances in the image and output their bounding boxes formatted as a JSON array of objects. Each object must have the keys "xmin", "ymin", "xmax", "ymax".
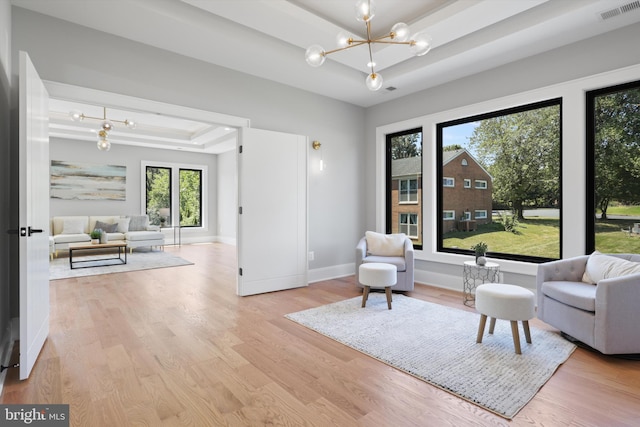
[
  {"xmin": 61, "ymin": 218, "xmax": 85, "ymax": 234},
  {"xmin": 582, "ymin": 251, "xmax": 640, "ymax": 284},
  {"xmin": 117, "ymin": 217, "xmax": 131, "ymax": 233},
  {"xmin": 365, "ymin": 231, "xmax": 406, "ymax": 256}
]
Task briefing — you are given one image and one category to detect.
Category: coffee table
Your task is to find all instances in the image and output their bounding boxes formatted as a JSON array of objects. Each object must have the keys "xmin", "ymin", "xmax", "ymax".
[{"xmin": 68, "ymin": 240, "xmax": 128, "ymax": 269}]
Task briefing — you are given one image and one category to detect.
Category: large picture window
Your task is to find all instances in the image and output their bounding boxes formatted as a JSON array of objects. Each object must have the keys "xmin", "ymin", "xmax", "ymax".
[
  {"xmin": 586, "ymin": 81, "xmax": 640, "ymax": 254},
  {"xmin": 437, "ymin": 99, "xmax": 562, "ymax": 262},
  {"xmin": 144, "ymin": 162, "xmax": 206, "ymax": 228},
  {"xmin": 386, "ymin": 128, "xmax": 422, "ymax": 249}
]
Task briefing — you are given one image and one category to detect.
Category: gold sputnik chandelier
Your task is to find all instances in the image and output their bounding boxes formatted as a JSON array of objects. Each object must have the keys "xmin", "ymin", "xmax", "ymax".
[
  {"xmin": 69, "ymin": 107, "xmax": 137, "ymax": 151},
  {"xmin": 305, "ymin": 0, "xmax": 432, "ymax": 91}
]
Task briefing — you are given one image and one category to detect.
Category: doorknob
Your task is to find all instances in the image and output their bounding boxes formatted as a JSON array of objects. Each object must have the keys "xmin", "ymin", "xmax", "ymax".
[{"xmin": 28, "ymin": 227, "xmax": 43, "ymax": 236}]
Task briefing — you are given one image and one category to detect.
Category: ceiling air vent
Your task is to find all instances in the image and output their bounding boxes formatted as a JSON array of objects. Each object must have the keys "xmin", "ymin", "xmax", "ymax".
[{"xmin": 599, "ymin": 0, "xmax": 640, "ymax": 20}]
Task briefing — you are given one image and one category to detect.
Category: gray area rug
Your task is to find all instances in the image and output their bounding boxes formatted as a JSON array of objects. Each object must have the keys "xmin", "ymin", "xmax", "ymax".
[
  {"xmin": 50, "ymin": 249, "xmax": 193, "ymax": 280},
  {"xmin": 285, "ymin": 294, "xmax": 576, "ymax": 419}
]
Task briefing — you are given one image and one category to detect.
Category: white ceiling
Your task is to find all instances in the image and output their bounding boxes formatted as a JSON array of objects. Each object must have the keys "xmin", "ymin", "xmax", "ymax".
[{"xmin": 12, "ymin": 0, "xmax": 640, "ymax": 152}]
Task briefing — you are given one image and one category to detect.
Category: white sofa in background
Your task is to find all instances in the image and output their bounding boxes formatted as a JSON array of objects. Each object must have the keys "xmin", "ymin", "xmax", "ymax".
[{"xmin": 50, "ymin": 215, "xmax": 165, "ymax": 255}]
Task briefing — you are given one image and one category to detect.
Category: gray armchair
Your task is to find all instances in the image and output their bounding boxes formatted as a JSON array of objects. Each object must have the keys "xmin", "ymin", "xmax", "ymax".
[
  {"xmin": 536, "ymin": 253, "xmax": 640, "ymax": 355},
  {"xmin": 356, "ymin": 234, "xmax": 415, "ymax": 291}
]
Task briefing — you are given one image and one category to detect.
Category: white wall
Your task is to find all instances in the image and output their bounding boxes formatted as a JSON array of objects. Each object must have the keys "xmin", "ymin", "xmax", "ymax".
[
  {"xmin": 12, "ymin": 7, "xmax": 366, "ymax": 272},
  {"xmin": 49, "ymin": 138, "xmax": 218, "ymax": 243},
  {"xmin": 365, "ymin": 23, "xmax": 640, "ymax": 292},
  {"xmin": 217, "ymin": 149, "xmax": 237, "ymax": 245}
]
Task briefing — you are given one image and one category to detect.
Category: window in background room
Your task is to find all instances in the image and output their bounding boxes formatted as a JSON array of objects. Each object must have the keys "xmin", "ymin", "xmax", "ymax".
[
  {"xmin": 437, "ymin": 98, "xmax": 562, "ymax": 262},
  {"xmin": 144, "ymin": 162, "xmax": 207, "ymax": 228},
  {"xmin": 386, "ymin": 128, "xmax": 422, "ymax": 249},
  {"xmin": 179, "ymin": 169, "xmax": 202, "ymax": 227},
  {"xmin": 586, "ymin": 80, "xmax": 640, "ymax": 254},
  {"xmin": 146, "ymin": 166, "xmax": 172, "ymax": 226}
]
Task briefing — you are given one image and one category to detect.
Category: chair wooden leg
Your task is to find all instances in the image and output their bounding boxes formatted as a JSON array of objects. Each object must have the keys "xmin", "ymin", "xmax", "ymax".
[
  {"xmin": 476, "ymin": 314, "xmax": 487, "ymax": 343},
  {"xmin": 523, "ymin": 320, "xmax": 532, "ymax": 344},
  {"xmin": 489, "ymin": 317, "xmax": 496, "ymax": 334},
  {"xmin": 361, "ymin": 286, "xmax": 370, "ymax": 308},
  {"xmin": 511, "ymin": 321, "xmax": 522, "ymax": 354},
  {"xmin": 385, "ymin": 286, "xmax": 392, "ymax": 310}
]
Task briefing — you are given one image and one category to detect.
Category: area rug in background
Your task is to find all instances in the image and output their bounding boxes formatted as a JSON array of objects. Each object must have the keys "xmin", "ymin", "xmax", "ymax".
[
  {"xmin": 50, "ymin": 249, "xmax": 193, "ymax": 280},
  {"xmin": 285, "ymin": 294, "xmax": 576, "ymax": 419}
]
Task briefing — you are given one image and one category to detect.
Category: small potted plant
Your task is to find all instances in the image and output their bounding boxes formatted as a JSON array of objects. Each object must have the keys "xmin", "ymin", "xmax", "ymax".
[
  {"xmin": 471, "ymin": 241, "xmax": 488, "ymax": 265},
  {"xmin": 90, "ymin": 229, "xmax": 102, "ymax": 244}
]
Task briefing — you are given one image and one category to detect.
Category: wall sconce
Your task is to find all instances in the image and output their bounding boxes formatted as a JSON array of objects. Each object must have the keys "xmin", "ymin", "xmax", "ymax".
[{"xmin": 312, "ymin": 140, "xmax": 325, "ymax": 171}]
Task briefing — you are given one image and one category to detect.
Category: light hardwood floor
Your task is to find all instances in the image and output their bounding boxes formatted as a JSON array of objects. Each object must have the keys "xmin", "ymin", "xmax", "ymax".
[{"xmin": 2, "ymin": 243, "xmax": 640, "ymax": 426}]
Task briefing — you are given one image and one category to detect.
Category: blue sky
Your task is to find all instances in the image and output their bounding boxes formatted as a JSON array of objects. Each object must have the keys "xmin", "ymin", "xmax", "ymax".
[{"xmin": 442, "ymin": 122, "xmax": 478, "ymax": 149}]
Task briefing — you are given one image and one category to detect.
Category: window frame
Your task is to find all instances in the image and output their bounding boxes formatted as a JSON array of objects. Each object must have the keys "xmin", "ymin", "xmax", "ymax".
[
  {"xmin": 475, "ymin": 210, "xmax": 488, "ymax": 219},
  {"xmin": 386, "ymin": 127, "xmax": 423, "ymax": 250},
  {"xmin": 463, "ymin": 179, "xmax": 471, "ymax": 188},
  {"xmin": 443, "ymin": 210, "xmax": 456, "ymax": 221},
  {"xmin": 474, "ymin": 179, "xmax": 488, "ymax": 189},
  {"xmin": 399, "ymin": 213, "xmax": 419, "ymax": 238},
  {"xmin": 399, "ymin": 178, "xmax": 419, "ymax": 204},
  {"xmin": 443, "ymin": 177, "xmax": 455, "ymax": 187},
  {"xmin": 585, "ymin": 79, "xmax": 640, "ymax": 253},
  {"xmin": 436, "ymin": 98, "xmax": 563, "ymax": 263},
  {"xmin": 141, "ymin": 160, "xmax": 208, "ymax": 230}
]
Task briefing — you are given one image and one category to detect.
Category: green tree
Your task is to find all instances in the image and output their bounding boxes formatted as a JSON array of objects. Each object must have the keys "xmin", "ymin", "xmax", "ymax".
[
  {"xmin": 594, "ymin": 89, "xmax": 640, "ymax": 219},
  {"xmin": 146, "ymin": 167, "xmax": 170, "ymax": 225},
  {"xmin": 391, "ymin": 132, "xmax": 422, "ymax": 159},
  {"xmin": 469, "ymin": 105, "xmax": 560, "ymax": 220},
  {"xmin": 179, "ymin": 169, "xmax": 201, "ymax": 226}
]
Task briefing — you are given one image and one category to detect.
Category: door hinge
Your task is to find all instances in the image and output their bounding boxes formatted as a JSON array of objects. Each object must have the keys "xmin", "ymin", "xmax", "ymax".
[
  {"xmin": 239, "ymin": 145, "xmax": 243, "ymax": 154},
  {"xmin": 239, "ymin": 206, "xmax": 243, "ymax": 214},
  {"xmin": 238, "ymin": 268, "xmax": 243, "ymax": 276}
]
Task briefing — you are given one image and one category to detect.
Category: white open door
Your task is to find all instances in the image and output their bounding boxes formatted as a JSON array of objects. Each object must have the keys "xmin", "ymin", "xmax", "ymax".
[
  {"xmin": 18, "ymin": 51, "xmax": 50, "ymax": 380},
  {"xmin": 237, "ymin": 128, "xmax": 307, "ymax": 296}
]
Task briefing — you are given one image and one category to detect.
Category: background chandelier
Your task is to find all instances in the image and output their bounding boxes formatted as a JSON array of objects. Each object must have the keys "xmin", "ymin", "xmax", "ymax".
[
  {"xmin": 305, "ymin": 0, "xmax": 432, "ymax": 91},
  {"xmin": 69, "ymin": 107, "xmax": 137, "ymax": 151}
]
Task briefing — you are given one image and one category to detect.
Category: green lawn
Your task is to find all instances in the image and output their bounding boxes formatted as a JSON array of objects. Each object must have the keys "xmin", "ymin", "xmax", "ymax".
[
  {"xmin": 443, "ymin": 216, "xmax": 640, "ymax": 259},
  {"xmin": 600, "ymin": 205, "xmax": 640, "ymax": 216},
  {"xmin": 444, "ymin": 218, "xmax": 560, "ymax": 259}
]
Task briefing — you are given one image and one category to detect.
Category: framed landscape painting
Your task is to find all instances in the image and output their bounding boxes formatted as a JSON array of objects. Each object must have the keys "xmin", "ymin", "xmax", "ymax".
[{"xmin": 50, "ymin": 160, "xmax": 126, "ymax": 200}]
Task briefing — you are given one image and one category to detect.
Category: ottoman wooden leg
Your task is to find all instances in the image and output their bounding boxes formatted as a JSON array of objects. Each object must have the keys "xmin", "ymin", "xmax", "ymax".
[
  {"xmin": 488, "ymin": 317, "xmax": 496, "ymax": 334},
  {"xmin": 476, "ymin": 314, "xmax": 487, "ymax": 343},
  {"xmin": 385, "ymin": 286, "xmax": 392, "ymax": 310},
  {"xmin": 361, "ymin": 286, "xmax": 370, "ymax": 308},
  {"xmin": 523, "ymin": 320, "xmax": 532, "ymax": 344},
  {"xmin": 511, "ymin": 321, "xmax": 522, "ymax": 354}
]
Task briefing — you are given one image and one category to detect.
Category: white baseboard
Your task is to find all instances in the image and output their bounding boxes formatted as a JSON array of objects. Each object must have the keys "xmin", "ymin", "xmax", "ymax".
[{"xmin": 308, "ymin": 263, "xmax": 354, "ymax": 283}]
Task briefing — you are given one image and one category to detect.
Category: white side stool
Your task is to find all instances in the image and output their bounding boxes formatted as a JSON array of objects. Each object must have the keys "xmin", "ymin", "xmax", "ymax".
[
  {"xmin": 475, "ymin": 283, "xmax": 536, "ymax": 354},
  {"xmin": 49, "ymin": 236, "xmax": 55, "ymax": 260},
  {"xmin": 359, "ymin": 263, "xmax": 397, "ymax": 310}
]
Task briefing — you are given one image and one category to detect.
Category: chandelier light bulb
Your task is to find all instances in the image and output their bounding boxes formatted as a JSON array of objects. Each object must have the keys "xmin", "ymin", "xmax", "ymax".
[
  {"xmin": 305, "ymin": 44, "xmax": 326, "ymax": 67},
  {"xmin": 355, "ymin": 0, "xmax": 375, "ymax": 22},
  {"xmin": 97, "ymin": 139, "xmax": 111, "ymax": 151},
  {"xmin": 69, "ymin": 110, "xmax": 84, "ymax": 122},
  {"xmin": 125, "ymin": 119, "xmax": 137, "ymax": 129},
  {"xmin": 410, "ymin": 31, "xmax": 433, "ymax": 56},
  {"xmin": 336, "ymin": 31, "xmax": 353, "ymax": 48},
  {"xmin": 365, "ymin": 72, "xmax": 383, "ymax": 91},
  {"xmin": 101, "ymin": 119, "xmax": 114, "ymax": 131},
  {"xmin": 391, "ymin": 23, "xmax": 410, "ymax": 42}
]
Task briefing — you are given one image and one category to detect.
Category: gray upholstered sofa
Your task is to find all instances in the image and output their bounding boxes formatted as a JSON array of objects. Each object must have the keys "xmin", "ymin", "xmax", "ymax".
[
  {"xmin": 356, "ymin": 231, "xmax": 415, "ymax": 291},
  {"xmin": 50, "ymin": 215, "xmax": 164, "ymax": 255},
  {"xmin": 537, "ymin": 252, "xmax": 640, "ymax": 354}
]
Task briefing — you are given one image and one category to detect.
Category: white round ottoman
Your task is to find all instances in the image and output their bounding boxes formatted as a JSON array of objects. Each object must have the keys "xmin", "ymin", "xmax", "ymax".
[
  {"xmin": 475, "ymin": 283, "xmax": 536, "ymax": 354},
  {"xmin": 359, "ymin": 263, "xmax": 397, "ymax": 309}
]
